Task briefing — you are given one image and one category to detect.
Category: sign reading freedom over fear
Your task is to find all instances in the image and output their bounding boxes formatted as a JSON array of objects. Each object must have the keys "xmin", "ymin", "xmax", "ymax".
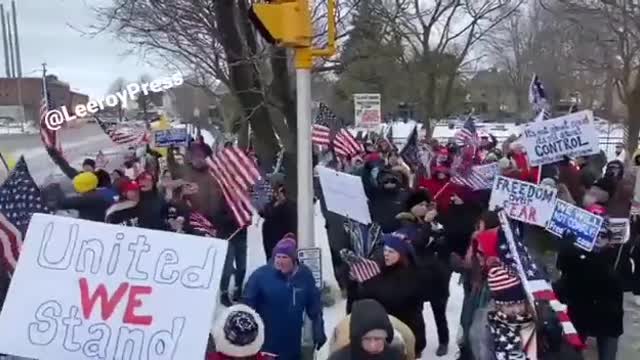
[
  {"xmin": 521, "ymin": 110, "xmax": 600, "ymax": 166},
  {"xmin": 0, "ymin": 214, "xmax": 228, "ymax": 360},
  {"xmin": 489, "ymin": 176, "xmax": 558, "ymax": 227}
]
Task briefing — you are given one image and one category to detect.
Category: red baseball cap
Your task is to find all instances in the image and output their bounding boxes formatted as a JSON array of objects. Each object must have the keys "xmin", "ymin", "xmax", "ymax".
[{"xmin": 120, "ymin": 180, "xmax": 140, "ymax": 193}]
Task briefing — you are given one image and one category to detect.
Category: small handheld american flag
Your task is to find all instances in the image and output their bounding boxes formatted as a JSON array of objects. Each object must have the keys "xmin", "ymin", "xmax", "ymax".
[
  {"xmin": 207, "ymin": 147, "xmax": 261, "ymax": 228},
  {"xmin": 340, "ymin": 249, "xmax": 381, "ymax": 283},
  {"xmin": 529, "ymin": 74, "xmax": 551, "ymax": 121},
  {"xmin": 188, "ymin": 211, "xmax": 217, "ymax": 237}
]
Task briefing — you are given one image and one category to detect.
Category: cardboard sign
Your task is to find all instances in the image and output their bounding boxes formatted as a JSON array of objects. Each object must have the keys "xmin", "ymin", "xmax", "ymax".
[
  {"xmin": 317, "ymin": 166, "xmax": 372, "ymax": 224},
  {"xmin": 546, "ymin": 200, "xmax": 604, "ymax": 251},
  {"xmin": 153, "ymin": 128, "xmax": 189, "ymax": 147},
  {"xmin": 609, "ymin": 218, "xmax": 630, "ymax": 244},
  {"xmin": 0, "ymin": 214, "xmax": 227, "ymax": 360},
  {"xmin": 297, "ymin": 247, "xmax": 322, "ymax": 288},
  {"xmin": 521, "ymin": 110, "xmax": 600, "ymax": 166},
  {"xmin": 489, "ymin": 176, "xmax": 557, "ymax": 226},
  {"xmin": 354, "ymin": 93, "xmax": 382, "ymax": 128}
]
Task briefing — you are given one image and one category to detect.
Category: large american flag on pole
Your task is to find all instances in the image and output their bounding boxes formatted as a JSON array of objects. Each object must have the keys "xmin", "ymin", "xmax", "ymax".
[
  {"xmin": 312, "ymin": 103, "xmax": 363, "ymax": 158},
  {"xmin": 39, "ymin": 75, "xmax": 61, "ymax": 152},
  {"xmin": 94, "ymin": 116, "xmax": 149, "ymax": 146},
  {"xmin": 207, "ymin": 147, "xmax": 261, "ymax": 228},
  {"xmin": 497, "ymin": 211, "xmax": 584, "ymax": 350},
  {"xmin": 0, "ymin": 157, "xmax": 49, "ymax": 273}
]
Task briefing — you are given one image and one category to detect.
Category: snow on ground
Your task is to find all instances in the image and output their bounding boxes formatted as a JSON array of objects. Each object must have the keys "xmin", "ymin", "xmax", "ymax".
[{"xmin": 213, "ymin": 202, "xmax": 462, "ymax": 359}]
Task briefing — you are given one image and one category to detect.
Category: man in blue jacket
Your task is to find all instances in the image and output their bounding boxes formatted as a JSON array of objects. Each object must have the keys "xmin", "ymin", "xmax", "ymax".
[{"xmin": 242, "ymin": 235, "xmax": 326, "ymax": 359}]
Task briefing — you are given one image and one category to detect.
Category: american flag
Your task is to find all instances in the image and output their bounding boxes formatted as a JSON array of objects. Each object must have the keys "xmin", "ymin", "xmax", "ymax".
[
  {"xmin": 400, "ymin": 125, "xmax": 421, "ymax": 171},
  {"xmin": 207, "ymin": 147, "xmax": 261, "ymax": 228},
  {"xmin": 451, "ymin": 163, "xmax": 498, "ymax": 190},
  {"xmin": 451, "ymin": 116, "xmax": 480, "ymax": 187},
  {"xmin": 94, "ymin": 116, "xmax": 149, "ymax": 145},
  {"xmin": 339, "ymin": 249, "xmax": 381, "ymax": 283},
  {"xmin": 312, "ymin": 103, "xmax": 363, "ymax": 158},
  {"xmin": 0, "ymin": 157, "xmax": 49, "ymax": 273},
  {"xmin": 529, "ymin": 74, "xmax": 551, "ymax": 121},
  {"xmin": 454, "ymin": 116, "xmax": 479, "ymax": 146},
  {"xmin": 189, "ymin": 211, "xmax": 217, "ymax": 237},
  {"xmin": 497, "ymin": 211, "xmax": 584, "ymax": 349},
  {"xmin": 39, "ymin": 75, "xmax": 61, "ymax": 152}
]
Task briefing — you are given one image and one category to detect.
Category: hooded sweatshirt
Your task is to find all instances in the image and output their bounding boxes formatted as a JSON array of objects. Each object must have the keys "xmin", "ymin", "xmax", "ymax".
[{"xmin": 328, "ymin": 300, "xmax": 404, "ymax": 360}]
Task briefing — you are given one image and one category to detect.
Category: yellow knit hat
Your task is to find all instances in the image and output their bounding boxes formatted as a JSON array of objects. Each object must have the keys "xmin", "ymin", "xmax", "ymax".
[{"xmin": 73, "ymin": 172, "xmax": 98, "ymax": 194}]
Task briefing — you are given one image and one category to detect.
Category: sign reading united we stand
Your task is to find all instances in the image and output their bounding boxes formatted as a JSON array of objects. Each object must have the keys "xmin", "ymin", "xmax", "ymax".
[{"xmin": 0, "ymin": 214, "xmax": 228, "ymax": 360}]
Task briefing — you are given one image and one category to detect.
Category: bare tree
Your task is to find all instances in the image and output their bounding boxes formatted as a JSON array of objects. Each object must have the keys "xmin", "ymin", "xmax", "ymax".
[
  {"xmin": 107, "ymin": 77, "xmax": 128, "ymax": 122},
  {"xmin": 547, "ymin": 0, "xmax": 640, "ymax": 152}
]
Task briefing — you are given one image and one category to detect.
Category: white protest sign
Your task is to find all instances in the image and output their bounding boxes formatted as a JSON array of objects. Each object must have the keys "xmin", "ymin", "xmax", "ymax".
[
  {"xmin": 354, "ymin": 93, "xmax": 382, "ymax": 128},
  {"xmin": 521, "ymin": 110, "xmax": 600, "ymax": 166},
  {"xmin": 609, "ymin": 218, "xmax": 630, "ymax": 244},
  {"xmin": 0, "ymin": 214, "xmax": 227, "ymax": 360},
  {"xmin": 317, "ymin": 166, "xmax": 372, "ymax": 224},
  {"xmin": 489, "ymin": 176, "xmax": 558, "ymax": 226}
]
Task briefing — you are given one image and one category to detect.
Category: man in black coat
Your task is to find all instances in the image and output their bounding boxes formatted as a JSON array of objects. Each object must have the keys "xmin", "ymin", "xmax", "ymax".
[{"xmin": 259, "ymin": 181, "xmax": 297, "ymax": 261}]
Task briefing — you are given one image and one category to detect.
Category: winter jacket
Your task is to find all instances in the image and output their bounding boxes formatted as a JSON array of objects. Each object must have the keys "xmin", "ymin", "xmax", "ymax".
[
  {"xmin": 260, "ymin": 199, "xmax": 297, "ymax": 256},
  {"xmin": 556, "ymin": 245, "xmax": 624, "ymax": 338},
  {"xmin": 59, "ymin": 190, "xmax": 111, "ymax": 222},
  {"xmin": 578, "ymin": 151, "xmax": 607, "ymax": 189},
  {"xmin": 329, "ymin": 300, "xmax": 405, "ymax": 360},
  {"xmin": 167, "ymin": 149, "xmax": 223, "ymax": 220},
  {"xmin": 47, "ymin": 147, "xmax": 79, "ymax": 180},
  {"xmin": 330, "ymin": 313, "xmax": 415, "ymax": 359},
  {"xmin": 357, "ymin": 263, "xmax": 426, "ymax": 355},
  {"xmin": 243, "ymin": 263, "xmax": 323, "ymax": 360},
  {"xmin": 558, "ymin": 162, "xmax": 584, "ymax": 204},
  {"xmin": 367, "ymin": 178, "xmax": 408, "ymax": 234},
  {"xmin": 439, "ymin": 201, "xmax": 482, "ymax": 257},
  {"xmin": 137, "ymin": 190, "xmax": 167, "ymax": 230},
  {"xmin": 416, "ymin": 175, "xmax": 469, "ymax": 216},
  {"xmin": 394, "ymin": 212, "xmax": 451, "ymax": 301}
]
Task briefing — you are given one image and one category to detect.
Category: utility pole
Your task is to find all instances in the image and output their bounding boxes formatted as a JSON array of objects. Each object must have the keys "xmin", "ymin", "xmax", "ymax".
[
  {"xmin": 249, "ymin": 1, "xmax": 335, "ymax": 358},
  {"xmin": 0, "ymin": 4, "xmax": 9, "ymax": 78},
  {"xmin": 6, "ymin": 12, "xmax": 12, "ymax": 77}
]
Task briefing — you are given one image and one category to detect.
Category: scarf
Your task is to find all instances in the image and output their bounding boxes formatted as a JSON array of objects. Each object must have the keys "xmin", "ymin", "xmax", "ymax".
[{"xmin": 487, "ymin": 310, "xmax": 533, "ymax": 360}]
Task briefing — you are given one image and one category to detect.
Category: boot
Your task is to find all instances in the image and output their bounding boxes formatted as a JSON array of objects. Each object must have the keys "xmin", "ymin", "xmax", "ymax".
[
  {"xmin": 436, "ymin": 343, "xmax": 449, "ymax": 356},
  {"xmin": 232, "ymin": 286, "xmax": 243, "ymax": 302},
  {"xmin": 220, "ymin": 291, "xmax": 233, "ymax": 307}
]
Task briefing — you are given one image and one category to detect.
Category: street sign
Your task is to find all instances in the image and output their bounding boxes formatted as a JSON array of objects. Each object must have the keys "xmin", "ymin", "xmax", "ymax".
[{"xmin": 297, "ymin": 247, "xmax": 322, "ymax": 288}]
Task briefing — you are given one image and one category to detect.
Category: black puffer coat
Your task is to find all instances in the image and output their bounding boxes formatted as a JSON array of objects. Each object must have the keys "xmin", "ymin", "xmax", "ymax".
[
  {"xmin": 556, "ymin": 245, "xmax": 624, "ymax": 338},
  {"xmin": 329, "ymin": 299, "xmax": 404, "ymax": 360},
  {"xmin": 357, "ymin": 262, "xmax": 426, "ymax": 355}
]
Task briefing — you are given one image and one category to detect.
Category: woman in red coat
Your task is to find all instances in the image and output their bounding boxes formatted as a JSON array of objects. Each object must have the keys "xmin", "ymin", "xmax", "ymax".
[{"xmin": 416, "ymin": 165, "xmax": 467, "ymax": 216}]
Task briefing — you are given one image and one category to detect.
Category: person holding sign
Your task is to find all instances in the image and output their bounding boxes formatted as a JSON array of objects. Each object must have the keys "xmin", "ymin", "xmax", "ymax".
[{"xmin": 556, "ymin": 204, "xmax": 623, "ymax": 360}]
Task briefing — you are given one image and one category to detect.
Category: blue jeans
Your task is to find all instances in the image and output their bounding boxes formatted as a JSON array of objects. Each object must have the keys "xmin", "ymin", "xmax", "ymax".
[
  {"xmin": 597, "ymin": 336, "xmax": 619, "ymax": 360},
  {"xmin": 220, "ymin": 228, "xmax": 248, "ymax": 294}
]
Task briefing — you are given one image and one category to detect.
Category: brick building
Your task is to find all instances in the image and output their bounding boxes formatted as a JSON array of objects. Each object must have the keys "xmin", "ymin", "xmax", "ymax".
[{"xmin": 0, "ymin": 75, "xmax": 88, "ymax": 124}]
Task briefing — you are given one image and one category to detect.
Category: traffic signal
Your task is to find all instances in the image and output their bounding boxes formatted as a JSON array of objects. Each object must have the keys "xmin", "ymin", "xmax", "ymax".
[{"xmin": 249, "ymin": 0, "xmax": 312, "ymax": 48}]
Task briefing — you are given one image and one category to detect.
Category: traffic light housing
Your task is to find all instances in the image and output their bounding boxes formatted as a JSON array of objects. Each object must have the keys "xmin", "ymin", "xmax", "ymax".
[{"xmin": 249, "ymin": 0, "xmax": 312, "ymax": 48}]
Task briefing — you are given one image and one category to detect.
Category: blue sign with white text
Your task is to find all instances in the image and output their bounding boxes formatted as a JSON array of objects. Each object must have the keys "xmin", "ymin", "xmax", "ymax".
[
  {"xmin": 546, "ymin": 199, "xmax": 603, "ymax": 252},
  {"xmin": 154, "ymin": 128, "xmax": 188, "ymax": 147}
]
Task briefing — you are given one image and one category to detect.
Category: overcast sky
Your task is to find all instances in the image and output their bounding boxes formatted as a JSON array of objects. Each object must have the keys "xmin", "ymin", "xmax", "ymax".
[{"xmin": 16, "ymin": 0, "xmax": 169, "ymax": 98}]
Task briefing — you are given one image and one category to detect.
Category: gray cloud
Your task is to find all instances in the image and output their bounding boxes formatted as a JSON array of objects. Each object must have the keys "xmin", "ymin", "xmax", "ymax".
[{"xmin": 15, "ymin": 0, "xmax": 168, "ymax": 98}]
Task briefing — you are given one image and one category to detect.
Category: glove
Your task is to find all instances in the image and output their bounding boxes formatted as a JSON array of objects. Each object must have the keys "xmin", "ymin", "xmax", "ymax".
[{"xmin": 312, "ymin": 318, "xmax": 327, "ymax": 350}]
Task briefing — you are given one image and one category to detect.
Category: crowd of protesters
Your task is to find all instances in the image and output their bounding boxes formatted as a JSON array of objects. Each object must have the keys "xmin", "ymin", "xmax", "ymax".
[{"xmin": 0, "ymin": 123, "xmax": 638, "ymax": 360}]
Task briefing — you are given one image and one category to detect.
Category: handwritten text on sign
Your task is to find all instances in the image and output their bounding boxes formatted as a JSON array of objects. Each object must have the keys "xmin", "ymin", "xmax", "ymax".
[
  {"xmin": 489, "ymin": 176, "xmax": 557, "ymax": 226},
  {"xmin": 521, "ymin": 110, "xmax": 600, "ymax": 166},
  {"xmin": 0, "ymin": 214, "xmax": 227, "ymax": 360},
  {"xmin": 546, "ymin": 200, "xmax": 603, "ymax": 252}
]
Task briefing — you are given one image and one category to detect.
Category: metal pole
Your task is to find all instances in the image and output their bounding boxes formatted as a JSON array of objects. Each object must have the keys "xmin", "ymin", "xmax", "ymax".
[
  {"xmin": 6, "ymin": 12, "xmax": 13, "ymax": 77},
  {"xmin": 11, "ymin": 1, "xmax": 21, "ymax": 78},
  {"xmin": 0, "ymin": 4, "xmax": 9, "ymax": 78},
  {"xmin": 296, "ymin": 67, "xmax": 314, "ymax": 248}
]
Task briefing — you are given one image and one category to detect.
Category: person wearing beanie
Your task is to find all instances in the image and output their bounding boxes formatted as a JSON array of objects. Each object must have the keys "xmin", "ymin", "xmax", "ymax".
[
  {"xmin": 557, "ymin": 203, "xmax": 624, "ymax": 360},
  {"xmin": 328, "ymin": 299, "xmax": 404, "ymax": 360},
  {"xmin": 486, "ymin": 264, "xmax": 536, "ymax": 360},
  {"xmin": 367, "ymin": 167, "xmax": 409, "ymax": 233},
  {"xmin": 242, "ymin": 235, "xmax": 326, "ymax": 360},
  {"xmin": 134, "ymin": 171, "xmax": 166, "ymax": 230},
  {"xmin": 208, "ymin": 304, "xmax": 275, "ymax": 360},
  {"xmin": 355, "ymin": 233, "xmax": 426, "ymax": 357},
  {"xmin": 56, "ymin": 172, "xmax": 110, "ymax": 222},
  {"xmin": 395, "ymin": 187, "xmax": 454, "ymax": 356}
]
